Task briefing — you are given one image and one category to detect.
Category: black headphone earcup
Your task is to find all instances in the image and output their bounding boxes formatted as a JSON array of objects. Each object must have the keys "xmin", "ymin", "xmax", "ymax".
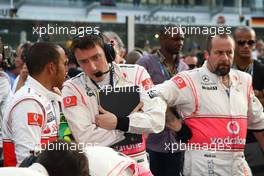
[{"xmin": 104, "ymin": 43, "xmax": 116, "ymax": 63}]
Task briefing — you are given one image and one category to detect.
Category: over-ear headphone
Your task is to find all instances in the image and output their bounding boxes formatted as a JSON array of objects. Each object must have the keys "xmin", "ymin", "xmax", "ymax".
[
  {"xmin": 72, "ymin": 31, "xmax": 116, "ymax": 63},
  {"xmin": 103, "ymin": 41, "xmax": 116, "ymax": 63}
]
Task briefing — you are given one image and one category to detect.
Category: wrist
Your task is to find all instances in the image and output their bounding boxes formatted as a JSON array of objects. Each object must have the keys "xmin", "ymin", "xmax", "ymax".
[{"xmin": 116, "ymin": 116, "xmax": 129, "ymax": 132}]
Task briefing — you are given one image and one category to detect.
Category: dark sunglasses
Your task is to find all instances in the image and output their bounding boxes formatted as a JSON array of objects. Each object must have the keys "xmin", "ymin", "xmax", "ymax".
[
  {"xmin": 236, "ymin": 40, "xmax": 255, "ymax": 46},
  {"xmin": 188, "ymin": 64, "xmax": 197, "ymax": 69}
]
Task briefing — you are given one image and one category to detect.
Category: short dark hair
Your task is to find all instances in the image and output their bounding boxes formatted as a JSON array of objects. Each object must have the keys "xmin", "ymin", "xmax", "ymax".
[
  {"xmin": 36, "ymin": 141, "xmax": 89, "ymax": 176},
  {"xmin": 206, "ymin": 34, "xmax": 234, "ymax": 53},
  {"xmin": 71, "ymin": 34, "xmax": 104, "ymax": 52},
  {"xmin": 27, "ymin": 42, "xmax": 60, "ymax": 76},
  {"xmin": 234, "ymin": 26, "xmax": 255, "ymax": 41},
  {"xmin": 20, "ymin": 42, "xmax": 33, "ymax": 62}
]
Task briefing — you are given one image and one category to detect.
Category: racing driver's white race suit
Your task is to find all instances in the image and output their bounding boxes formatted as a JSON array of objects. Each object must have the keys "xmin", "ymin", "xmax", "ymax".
[
  {"xmin": 2, "ymin": 77, "xmax": 61, "ymax": 166},
  {"xmin": 61, "ymin": 63, "xmax": 166, "ymax": 170},
  {"xmin": 152, "ymin": 63, "xmax": 264, "ymax": 176}
]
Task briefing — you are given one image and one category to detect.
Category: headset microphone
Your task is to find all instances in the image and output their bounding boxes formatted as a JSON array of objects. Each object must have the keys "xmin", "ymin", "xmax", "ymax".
[
  {"xmin": 94, "ymin": 69, "xmax": 110, "ymax": 77},
  {"xmin": 94, "ymin": 63, "xmax": 114, "ymax": 77}
]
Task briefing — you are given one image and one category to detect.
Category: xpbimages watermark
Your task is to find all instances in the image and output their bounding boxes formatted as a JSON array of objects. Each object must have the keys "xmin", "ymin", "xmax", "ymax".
[
  {"xmin": 32, "ymin": 24, "xmax": 100, "ymax": 37},
  {"xmin": 164, "ymin": 24, "xmax": 231, "ymax": 36},
  {"xmin": 34, "ymin": 142, "xmax": 98, "ymax": 154}
]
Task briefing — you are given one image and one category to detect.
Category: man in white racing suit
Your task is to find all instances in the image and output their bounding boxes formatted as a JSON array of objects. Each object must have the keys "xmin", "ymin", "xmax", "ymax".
[
  {"xmin": 2, "ymin": 42, "xmax": 68, "ymax": 166},
  {"xmin": 0, "ymin": 71, "xmax": 11, "ymax": 157},
  {"xmin": 61, "ymin": 34, "xmax": 167, "ymax": 170},
  {"xmin": 151, "ymin": 34, "xmax": 264, "ymax": 175},
  {"xmin": 85, "ymin": 146, "xmax": 152, "ymax": 176}
]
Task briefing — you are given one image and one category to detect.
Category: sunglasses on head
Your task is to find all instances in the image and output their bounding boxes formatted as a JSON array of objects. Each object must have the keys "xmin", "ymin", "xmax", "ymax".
[{"xmin": 236, "ymin": 40, "xmax": 255, "ymax": 46}]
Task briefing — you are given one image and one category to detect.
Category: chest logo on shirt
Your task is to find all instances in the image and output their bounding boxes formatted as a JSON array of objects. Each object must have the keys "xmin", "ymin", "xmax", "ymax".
[
  {"xmin": 201, "ymin": 74, "xmax": 218, "ymax": 90},
  {"xmin": 85, "ymin": 86, "xmax": 96, "ymax": 97},
  {"xmin": 202, "ymin": 75, "xmax": 210, "ymax": 82},
  {"xmin": 172, "ymin": 75, "xmax": 186, "ymax": 89},
  {"xmin": 63, "ymin": 96, "xmax": 77, "ymax": 108},
  {"xmin": 227, "ymin": 121, "xmax": 240, "ymax": 135}
]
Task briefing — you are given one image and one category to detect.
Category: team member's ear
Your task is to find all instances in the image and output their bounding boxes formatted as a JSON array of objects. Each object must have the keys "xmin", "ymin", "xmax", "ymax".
[
  {"xmin": 204, "ymin": 50, "xmax": 209, "ymax": 60},
  {"xmin": 48, "ymin": 62, "xmax": 57, "ymax": 75}
]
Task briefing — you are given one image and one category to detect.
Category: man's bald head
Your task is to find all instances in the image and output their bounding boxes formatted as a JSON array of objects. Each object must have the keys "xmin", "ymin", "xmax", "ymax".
[{"xmin": 159, "ymin": 24, "xmax": 184, "ymax": 55}]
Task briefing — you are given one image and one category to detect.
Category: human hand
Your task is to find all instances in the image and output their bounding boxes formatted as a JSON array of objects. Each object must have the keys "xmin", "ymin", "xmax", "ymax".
[
  {"xmin": 95, "ymin": 106, "xmax": 118, "ymax": 130},
  {"xmin": 166, "ymin": 118, "xmax": 182, "ymax": 132},
  {"xmin": 165, "ymin": 107, "xmax": 179, "ymax": 122},
  {"xmin": 131, "ymin": 101, "xmax": 144, "ymax": 113},
  {"xmin": 254, "ymin": 89, "xmax": 264, "ymax": 107}
]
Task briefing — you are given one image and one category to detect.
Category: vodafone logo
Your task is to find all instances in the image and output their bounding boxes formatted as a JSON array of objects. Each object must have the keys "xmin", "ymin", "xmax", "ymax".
[
  {"xmin": 227, "ymin": 121, "xmax": 240, "ymax": 135},
  {"xmin": 142, "ymin": 78, "xmax": 153, "ymax": 90},
  {"xmin": 144, "ymin": 79, "xmax": 152, "ymax": 85},
  {"xmin": 176, "ymin": 78, "xmax": 183, "ymax": 84},
  {"xmin": 65, "ymin": 97, "xmax": 72, "ymax": 104},
  {"xmin": 172, "ymin": 76, "xmax": 186, "ymax": 89},
  {"xmin": 63, "ymin": 96, "xmax": 77, "ymax": 108},
  {"xmin": 33, "ymin": 113, "xmax": 39, "ymax": 122}
]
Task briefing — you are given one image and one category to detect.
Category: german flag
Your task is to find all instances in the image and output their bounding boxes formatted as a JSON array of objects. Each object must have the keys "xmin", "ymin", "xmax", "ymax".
[
  {"xmin": 251, "ymin": 17, "xmax": 264, "ymax": 27},
  {"xmin": 101, "ymin": 12, "xmax": 117, "ymax": 22}
]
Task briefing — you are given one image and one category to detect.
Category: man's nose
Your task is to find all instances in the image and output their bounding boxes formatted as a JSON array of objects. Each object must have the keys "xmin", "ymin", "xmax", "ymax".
[
  {"xmin": 221, "ymin": 52, "xmax": 229, "ymax": 61},
  {"xmin": 89, "ymin": 61, "xmax": 97, "ymax": 71}
]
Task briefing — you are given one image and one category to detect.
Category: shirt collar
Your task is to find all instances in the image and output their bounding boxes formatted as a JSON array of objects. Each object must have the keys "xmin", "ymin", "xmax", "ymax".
[
  {"xmin": 28, "ymin": 77, "xmax": 61, "ymax": 101},
  {"xmin": 203, "ymin": 61, "xmax": 239, "ymax": 87},
  {"xmin": 232, "ymin": 62, "xmax": 254, "ymax": 75},
  {"xmin": 157, "ymin": 49, "xmax": 179, "ymax": 65}
]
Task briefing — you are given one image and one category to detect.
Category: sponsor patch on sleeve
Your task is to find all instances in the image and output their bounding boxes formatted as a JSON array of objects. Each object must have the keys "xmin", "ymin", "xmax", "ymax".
[
  {"xmin": 142, "ymin": 78, "xmax": 153, "ymax": 90},
  {"xmin": 172, "ymin": 75, "xmax": 186, "ymax": 89},
  {"xmin": 63, "ymin": 96, "xmax": 77, "ymax": 108},
  {"xmin": 28, "ymin": 113, "xmax": 43, "ymax": 127}
]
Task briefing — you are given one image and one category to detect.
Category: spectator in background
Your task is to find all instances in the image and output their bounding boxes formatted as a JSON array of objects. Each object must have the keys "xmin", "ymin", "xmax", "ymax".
[
  {"xmin": 103, "ymin": 31, "xmax": 126, "ymax": 64},
  {"xmin": 183, "ymin": 55, "xmax": 198, "ymax": 70},
  {"xmin": 125, "ymin": 49, "xmax": 143, "ymax": 64},
  {"xmin": 233, "ymin": 26, "xmax": 264, "ymax": 175},
  {"xmin": 255, "ymin": 39, "xmax": 264, "ymax": 63},
  {"xmin": 2, "ymin": 46, "xmax": 17, "ymax": 88},
  {"xmin": 136, "ymin": 24, "xmax": 189, "ymax": 176},
  {"xmin": 12, "ymin": 42, "xmax": 32, "ymax": 93},
  {"xmin": 188, "ymin": 41, "xmax": 204, "ymax": 67},
  {"xmin": 67, "ymin": 51, "xmax": 82, "ymax": 78}
]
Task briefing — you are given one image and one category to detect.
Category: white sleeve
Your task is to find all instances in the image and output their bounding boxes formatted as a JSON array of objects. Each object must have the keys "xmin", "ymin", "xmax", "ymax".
[
  {"xmin": 248, "ymin": 84, "xmax": 264, "ymax": 130},
  {"xmin": 0, "ymin": 76, "xmax": 11, "ymax": 119},
  {"xmin": 154, "ymin": 74, "xmax": 191, "ymax": 107},
  {"xmin": 11, "ymin": 100, "xmax": 44, "ymax": 165},
  {"xmin": 128, "ymin": 91, "xmax": 167, "ymax": 134},
  {"xmin": 62, "ymin": 83, "xmax": 124, "ymax": 146},
  {"xmin": 127, "ymin": 69, "xmax": 193, "ymax": 134},
  {"xmin": 126, "ymin": 67, "xmax": 166, "ymax": 134}
]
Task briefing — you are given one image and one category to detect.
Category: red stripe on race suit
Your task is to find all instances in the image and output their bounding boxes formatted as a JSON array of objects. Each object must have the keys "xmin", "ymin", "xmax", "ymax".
[
  {"xmin": 3, "ymin": 142, "xmax": 16, "ymax": 167},
  {"xmin": 185, "ymin": 117, "xmax": 247, "ymax": 150},
  {"xmin": 3, "ymin": 136, "xmax": 58, "ymax": 167},
  {"xmin": 113, "ymin": 135, "xmax": 146, "ymax": 156}
]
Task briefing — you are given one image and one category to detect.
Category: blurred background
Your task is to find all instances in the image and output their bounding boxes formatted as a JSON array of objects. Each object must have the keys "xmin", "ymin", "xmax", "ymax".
[{"xmin": 0, "ymin": 0, "xmax": 264, "ymax": 53}]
